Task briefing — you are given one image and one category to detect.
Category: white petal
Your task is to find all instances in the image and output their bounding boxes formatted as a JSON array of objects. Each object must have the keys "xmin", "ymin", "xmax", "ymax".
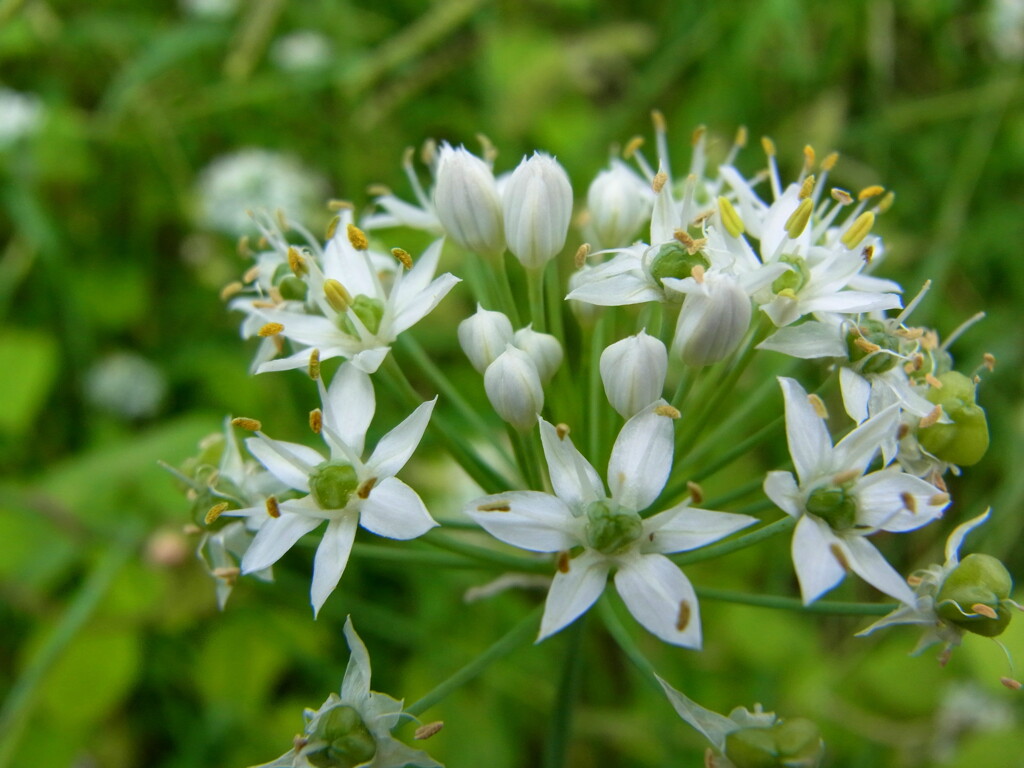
[
  {"xmin": 757, "ymin": 322, "xmax": 846, "ymax": 359},
  {"xmin": 256, "ymin": 345, "xmax": 350, "ymax": 374},
  {"xmin": 832, "ymin": 403, "xmax": 899, "ymax": 474},
  {"xmin": 311, "ymin": 515, "xmax": 359, "ymax": 616},
  {"xmin": 944, "ymin": 509, "xmax": 990, "ymax": 565},
  {"xmin": 347, "ymin": 346, "xmax": 391, "ymax": 374},
  {"xmin": 643, "ymin": 506, "xmax": 757, "ymax": 554},
  {"xmin": 538, "ymin": 420, "xmax": 604, "ymax": 508},
  {"xmin": 367, "ymin": 398, "xmax": 436, "ymax": 478},
  {"xmin": 855, "ymin": 470, "xmax": 947, "ymax": 532},
  {"xmin": 392, "ymin": 273, "xmax": 461, "ymax": 336},
  {"xmin": 800, "ymin": 290, "xmax": 902, "ymax": 316},
  {"xmin": 358, "ymin": 477, "xmax": 437, "ymax": 540},
  {"xmin": 467, "ymin": 491, "xmax": 578, "ymax": 552},
  {"xmin": 839, "ymin": 367, "xmax": 871, "ymax": 423},
  {"xmin": 341, "ymin": 616, "xmax": 373, "ymax": 702},
  {"xmin": 246, "ymin": 435, "xmax": 324, "ymax": 491},
  {"xmin": 778, "ymin": 377, "xmax": 832, "ymax": 485},
  {"xmin": 394, "ymin": 238, "xmax": 443, "ymax": 299},
  {"xmin": 791, "ymin": 514, "xmax": 846, "ymax": 604},
  {"xmin": 842, "ymin": 535, "xmax": 916, "ymax": 605},
  {"xmin": 324, "ymin": 231, "xmax": 380, "ymax": 298},
  {"xmin": 615, "ymin": 554, "xmax": 702, "ymax": 648},
  {"xmin": 763, "ymin": 471, "xmax": 803, "ymax": 518},
  {"xmin": 241, "ymin": 512, "xmax": 323, "ymax": 574},
  {"xmin": 657, "ymin": 676, "xmax": 736, "ymax": 751},
  {"xmin": 539, "ymin": 550, "xmax": 608, "ymax": 640},
  {"xmin": 323, "ymin": 363, "xmax": 375, "ymax": 455},
  {"xmin": 608, "ymin": 403, "xmax": 674, "ymax": 511}
]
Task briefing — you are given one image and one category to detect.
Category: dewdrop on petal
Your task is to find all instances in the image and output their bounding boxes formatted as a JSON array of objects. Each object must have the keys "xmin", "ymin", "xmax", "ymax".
[
  {"xmin": 433, "ymin": 143, "xmax": 506, "ymax": 256},
  {"xmin": 586, "ymin": 159, "xmax": 653, "ymax": 249},
  {"xmin": 599, "ymin": 330, "xmax": 668, "ymax": 418},
  {"xmin": 513, "ymin": 326, "xmax": 563, "ymax": 384},
  {"xmin": 484, "ymin": 345, "xmax": 544, "ymax": 431},
  {"xmin": 503, "ymin": 152, "xmax": 573, "ymax": 270},
  {"xmin": 458, "ymin": 305, "xmax": 514, "ymax": 374}
]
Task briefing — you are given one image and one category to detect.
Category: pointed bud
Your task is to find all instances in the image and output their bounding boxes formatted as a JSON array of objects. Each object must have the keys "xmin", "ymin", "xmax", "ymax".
[
  {"xmin": 586, "ymin": 160, "xmax": 652, "ymax": 249},
  {"xmin": 513, "ymin": 325, "xmax": 563, "ymax": 384},
  {"xmin": 599, "ymin": 331, "xmax": 668, "ymax": 418},
  {"xmin": 672, "ymin": 274, "xmax": 752, "ymax": 367},
  {"xmin": 503, "ymin": 152, "xmax": 573, "ymax": 269},
  {"xmin": 458, "ymin": 305, "xmax": 514, "ymax": 374},
  {"xmin": 484, "ymin": 346, "xmax": 544, "ymax": 431},
  {"xmin": 433, "ymin": 143, "xmax": 505, "ymax": 255}
]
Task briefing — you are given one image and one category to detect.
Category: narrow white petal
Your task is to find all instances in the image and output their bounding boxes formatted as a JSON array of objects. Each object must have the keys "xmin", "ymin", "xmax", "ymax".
[
  {"xmin": 792, "ymin": 514, "xmax": 846, "ymax": 604},
  {"xmin": 347, "ymin": 346, "xmax": 391, "ymax": 374},
  {"xmin": 615, "ymin": 554, "xmax": 702, "ymax": 648},
  {"xmin": 839, "ymin": 367, "xmax": 871, "ymax": 424},
  {"xmin": 842, "ymin": 535, "xmax": 916, "ymax": 605},
  {"xmin": 778, "ymin": 377, "xmax": 832, "ymax": 485},
  {"xmin": 358, "ymin": 477, "xmax": 437, "ymax": 540},
  {"xmin": 855, "ymin": 603, "xmax": 935, "ymax": 637},
  {"xmin": 311, "ymin": 515, "xmax": 359, "ymax": 616},
  {"xmin": 246, "ymin": 436, "xmax": 323, "ymax": 491},
  {"xmin": 367, "ymin": 398, "xmax": 436, "ymax": 478},
  {"xmin": 394, "ymin": 238, "xmax": 443, "ymax": 298},
  {"xmin": 539, "ymin": 420, "xmax": 604, "ymax": 508},
  {"xmin": 643, "ymin": 506, "xmax": 757, "ymax": 554},
  {"xmin": 800, "ymin": 291, "xmax": 902, "ymax": 316},
  {"xmin": 467, "ymin": 491, "xmax": 578, "ymax": 552},
  {"xmin": 757, "ymin": 322, "xmax": 846, "ymax": 359},
  {"xmin": 855, "ymin": 470, "xmax": 947, "ymax": 532},
  {"xmin": 539, "ymin": 550, "xmax": 609, "ymax": 640},
  {"xmin": 608, "ymin": 403, "xmax": 674, "ymax": 511},
  {"xmin": 944, "ymin": 509, "xmax": 990, "ymax": 565},
  {"xmin": 763, "ymin": 471, "xmax": 803, "ymax": 518},
  {"xmin": 256, "ymin": 345, "xmax": 349, "ymax": 374},
  {"xmin": 657, "ymin": 676, "xmax": 736, "ymax": 751},
  {"xmin": 341, "ymin": 616, "xmax": 373, "ymax": 703},
  {"xmin": 241, "ymin": 513, "xmax": 323, "ymax": 573},
  {"xmin": 392, "ymin": 273, "xmax": 461, "ymax": 336},
  {"xmin": 832, "ymin": 404, "xmax": 899, "ymax": 475},
  {"xmin": 323, "ymin": 363, "xmax": 375, "ymax": 455}
]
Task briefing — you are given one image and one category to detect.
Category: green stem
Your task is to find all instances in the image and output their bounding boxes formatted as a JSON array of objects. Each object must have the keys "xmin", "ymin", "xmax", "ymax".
[
  {"xmin": 495, "ymin": 252, "xmax": 522, "ymax": 328},
  {"xmin": 672, "ymin": 516, "xmax": 795, "ymax": 567},
  {"xmin": 701, "ymin": 477, "xmax": 766, "ymax": 510},
  {"xmin": 543, "ymin": 615, "xmax": 587, "ymax": 768},
  {"xmin": 509, "ymin": 426, "xmax": 543, "ymax": 491},
  {"xmin": 528, "ymin": 265, "xmax": 547, "ymax": 333},
  {"xmin": 421, "ymin": 530, "xmax": 552, "ymax": 574},
  {"xmin": 0, "ymin": 527, "xmax": 140, "ymax": 768},
  {"xmin": 461, "ymin": 251, "xmax": 497, "ymax": 309},
  {"xmin": 587, "ymin": 312, "xmax": 609, "ymax": 464},
  {"xmin": 545, "ymin": 258, "xmax": 567, "ymax": 351},
  {"xmin": 597, "ymin": 596, "xmax": 660, "ymax": 690},
  {"xmin": 405, "ymin": 604, "xmax": 543, "ymax": 717},
  {"xmin": 696, "ymin": 587, "xmax": 893, "ymax": 616},
  {"xmin": 349, "ymin": 542, "xmax": 491, "ymax": 570}
]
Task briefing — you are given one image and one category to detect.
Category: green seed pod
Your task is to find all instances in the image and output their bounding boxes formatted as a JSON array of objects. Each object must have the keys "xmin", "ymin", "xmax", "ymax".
[
  {"xmin": 845, "ymin": 319, "xmax": 902, "ymax": 374},
  {"xmin": 805, "ymin": 485, "xmax": 857, "ymax": 530},
  {"xmin": 918, "ymin": 371, "xmax": 989, "ymax": 466},
  {"xmin": 725, "ymin": 718, "xmax": 823, "ymax": 768},
  {"xmin": 338, "ymin": 295, "xmax": 386, "ymax": 336},
  {"xmin": 584, "ymin": 500, "xmax": 642, "ymax": 555},
  {"xmin": 278, "ymin": 275, "xmax": 308, "ymax": 301},
  {"xmin": 648, "ymin": 241, "xmax": 709, "ymax": 285},
  {"xmin": 935, "ymin": 553, "xmax": 1014, "ymax": 637},
  {"xmin": 307, "ymin": 705, "xmax": 377, "ymax": 768},
  {"xmin": 770, "ymin": 255, "xmax": 810, "ymax": 295},
  {"xmin": 309, "ymin": 462, "xmax": 359, "ymax": 510}
]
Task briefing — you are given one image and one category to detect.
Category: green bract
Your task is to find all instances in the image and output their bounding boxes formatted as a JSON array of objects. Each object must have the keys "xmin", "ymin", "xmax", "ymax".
[
  {"xmin": 936, "ymin": 553, "xmax": 1014, "ymax": 637},
  {"xmin": 309, "ymin": 461, "xmax": 359, "ymax": 510},
  {"xmin": 918, "ymin": 371, "xmax": 989, "ymax": 465},
  {"xmin": 648, "ymin": 241, "xmax": 709, "ymax": 285},
  {"xmin": 584, "ymin": 500, "xmax": 643, "ymax": 555},
  {"xmin": 306, "ymin": 705, "xmax": 377, "ymax": 768},
  {"xmin": 805, "ymin": 485, "xmax": 857, "ymax": 531},
  {"xmin": 724, "ymin": 718, "xmax": 823, "ymax": 768}
]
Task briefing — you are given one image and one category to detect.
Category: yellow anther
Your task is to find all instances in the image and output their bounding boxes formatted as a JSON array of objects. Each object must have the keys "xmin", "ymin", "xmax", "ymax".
[
  {"xmin": 925, "ymin": 373, "xmax": 943, "ymax": 389},
  {"xmin": 799, "ymin": 175, "xmax": 815, "ymax": 200},
  {"xmin": 477, "ymin": 501, "xmax": 511, "ymax": 512},
  {"xmin": 761, "ymin": 136, "xmax": 776, "ymax": 157},
  {"xmin": 421, "ymin": 137, "xmax": 437, "ymax": 166},
  {"xmin": 309, "ymin": 408, "xmax": 323, "ymax": 434},
  {"xmin": 323, "ymin": 279, "xmax": 352, "ymax": 313},
  {"xmin": 329, "ymin": 199, "xmax": 354, "ymax": 211},
  {"xmin": 414, "ymin": 723, "xmax": 444, "ymax": 741},
  {"xmin": 858, "ymin": 185, "xmax": 885, "ymax": 201},
  {"xmin": 623, "ymin": 136, "xmax": 644, "ymax": 159},
  {"xmin": 984, "ymin": 353, "xmax": 996, "ymax": 371},
  {"xmin": 251, "ymin": 300, "xmax": 277, "ymax": 309},
  {"xmin": 676, "ymin": 599, "xmax": 691, "ymax": 631},
  {"xmin": 803, "ymin": 145, "xmax": 816, "ymax": 170},
  {"xmin": 673, "ymin": 229, "xmax": 706, "ymax": 254},
  {"xmin": 557, "ymin": 551, "xmax": 571, "ymax": 573},
  {"xmin": 1000, "ymin": 677, "xmax": 1022, "ymax": 691},
  {"xmin": 807, "ymin": 393, "xmax": 829, "ymax": 419},
  {"xmin": 784, "ymin": 198, "xmax": 814, "ymax": 239},
  {"xmin": 475, "ymin": 133, "xmax": 497, "ymax": 164},
  {"xmin": 391, "ymin": 247, "xmax": 413, "ymax": 270},
  {"xmin": 287, "ymin": 246, "xmax": 308, "ymax": 276},
  {"xmin": 220, "ymin": 281, "xmax": 244, "ymax": 301},
  {"xmin": 776, "ymin": 288, "xmax": 798, "ymax": 300},
  {"xmin": 907, "ymin": 574, "xmax": 923, "ymax": 587},
  {"xmin": 555, "ymin": 423, "xmax": 571, "ymax": 440},
  {"xmin": 900, "ymin": 492, "xmax": 917, "ymax": 514},
  {"xmin": 854, "ymin": 336, "xmax": 881, "ymax": 354},
  {"xmin": 237, "ymin": 235, "xmax": 252, "ymax": 257},
  {"xmin": 830, "ymin": 188, "xmax": 853, "ymax": 205},
  {"xmin": 717, "ymin": 196, "xmax": 745, "ymax": 238},
  {"xmin": 691, "ymin": 124, "xmax": 706, "ymax": 146},
  {"xmin": 971, "ymin": 603, "xmax": 998, "ymax": 619},
  {"xmin": 258, "ymin": 322, "xmax": 284, "ymax": 337},
  {"xmin": 919, "ymin": 405, "xmax": 943, "ymax": 429},
  {"xmin": 325, "ymin": 215, "xmax": 340, "ymax": 241},
  {"xmin": 840, "ymin": 211, "xmax": 875, "ymax": 249},
  {"xmin": 346, "ymin": 223, "xmax": 369, "ymax": 251},
  {"xmin": 366, "ymin": 184, "xmax": 391, "ymax": 197},
  {"xmin": 832, "ymin": 469, "xmax": 861, "ymax": 486},
  {"xmin": 654, "ymin": 404, "xmax": 681, "ymax": 419},
  {"xmin": 652, "ymin": 170, "xmax": 668, "ymax": 194},
  {"xmin": 357, "ymin": 477, "xmax": 377, "ymax": 499},
  {"xmin": 691, "ymin": 208, "xmax": 716, "ymax": 227},
  {"xmin": 401, "ymin": 145, "xmax": 415, "ymax": 167},
  {"xmin": 876, "ymin": 191, "xmax": 895, "ymax": 213},
  {"xmin": 687, "ymin": 481, "xmax": 704, "ymax": 505},
  {"xmin": 205, "ymin": 502, "xmax": 229, "ymax": 525},
  {"xmin": 920, "ymin": 330, "xmax": 939, "ymax": 350},
  {"xmin": 266, "ymin": 496, "xmax": 281, "ymax": 518},
  {"xmin": 820, "ymin": 151, "xmax": 839, "ymax": 171},
  {"xmin": 243, "ymin": 265, "xmax": 261, "ymax": 284},
  {"xmin": 734, "ymin": 125, "xmax": 748, "ymax": 147},
  {"xmin": 574, "ymin": 243, "xmax": 591, "ymax": 269},
  {"xmin": 691, "ymin": 264, "xmax": 706, "ymax": 283},
  {"xmin": 256, "ymin": 236, "xmax": 269, "ymax": 250},
  {"xmin": 231, "ymin": 417, "xmax": 262, "ymax": 431},
  {"xmin": 651, "ymin": 109, "xmax": 666, "ymax": 133}
]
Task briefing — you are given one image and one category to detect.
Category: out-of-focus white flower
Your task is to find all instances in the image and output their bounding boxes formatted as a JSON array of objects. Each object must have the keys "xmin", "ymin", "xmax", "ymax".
[
  {"xmin": 988, "ymin": 0, "xmax": 1024, "ymax": 60},
  {"xmin": 458, "ymin": 305, "xmax": 514, "ymax": 374},
  {"xmin": 251, "ymin": 617, "xmax": 441, "ymax": 768},
  {"xmin": 432, "ymin": 143, "xmax": 505, "ymax": 255},
  {"xmin": 483, "ymin": 345, "xmax": 545, "ymax": 431},
  {"xmin": 195, "ymin": 149, "xmax": 327, "ymax": 235},
  {"xmin": 179, "ymin": 0, "xmax": 237, "ymax": 18},
  {"xmin": 271, "ymin": 30, "xmax": 333, "ymax": 72},
  {"xmin": 0, "ymin": 88, "xmax": 43, "ymax": 147},
  {"xmin": 599, "ymin": 330, "xmax": 667, "ymax": 418},
  {"xmin": 502, "ymin": 152, "xmax": 573, "ymax": 269},
  {"xmin": 468, "ymin": 406, "xmax": 756, "ymax": 646},
  {"xmin": 585, "ymin": 159, "xmax": 653, "ymax": 250},
  {"xmin": 85, "ymin": 352, "xmax": 167, "ymax": 419},
  {"xmin": 512, "ymin": 325, "xmax": 562, "ymax": 384}
]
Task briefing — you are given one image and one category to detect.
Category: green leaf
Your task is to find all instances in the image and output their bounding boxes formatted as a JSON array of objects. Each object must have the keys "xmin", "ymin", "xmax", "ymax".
[{"xmin": 0, "ymin": 328, "xmax": 58, "ymax": 437}]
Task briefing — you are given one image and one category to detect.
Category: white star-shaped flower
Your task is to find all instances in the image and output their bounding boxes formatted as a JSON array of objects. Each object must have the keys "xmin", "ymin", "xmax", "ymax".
[
  {"xmin": 468, "ymin": 404, "xmax": 756, "ymax": 647},
  {"xmin": 226, "ymin": 364, "xmax": 438, "ymax": 615},
  {"xmin": 763, "ymin": 377, "xmax": 949, "ymax": 605}
]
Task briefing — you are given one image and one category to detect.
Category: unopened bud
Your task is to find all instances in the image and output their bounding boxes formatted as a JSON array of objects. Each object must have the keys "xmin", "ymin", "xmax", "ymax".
[
  {"xmin": 513, "ymin": 326, "xmax": 563, "ymax": 384},
  {"xmin": 725, "ymin": 718, "xmax": 824, "ymax": 768},
  {"xmin": 308, "ymin": 704, "xmax": 377, "ymax": 768},
  {"xmin": 600, "ymin": 331, "xmax": 668, "ymax": 418},
  {"xmin": 433, "ymin": 143, "xmax": 505, "ymax": 256},
  {"xmin": 484, "ymin": 346, "xmax": 544, "ymax": 431},
  {"xmin": 586, "ymin": 160, "xmax": 652, "ymax": 249},
  {"xmin": 458, "ymin": 305, "xmax": 514, "ymax": 374},
  {"xmin": 936, "ymin": 553, "xmax": 1014, "ymax": 637},
  {"xmin": 503, "ymin": 152, "xmax": 574, "ymax": 269},
  {"xmin": 671, "ymin": 273, "xmax": 752, "ymax": 367}
]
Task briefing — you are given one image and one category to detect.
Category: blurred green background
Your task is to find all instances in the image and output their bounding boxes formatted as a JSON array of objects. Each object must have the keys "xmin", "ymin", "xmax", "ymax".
[{"xmin": 1, "ymin": 0, "xmax": 1022, "ymax": 766}]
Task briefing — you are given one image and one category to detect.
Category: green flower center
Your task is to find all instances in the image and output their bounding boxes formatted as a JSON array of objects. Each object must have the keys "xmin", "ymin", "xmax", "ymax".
[
  {"xmin": 309, "ymin": 462, "xmax": 359, "ymax": 510},
  {"xmin": 584, "ymin": 500, "xmax": 642, "ymax": 555},
  {"xmin": 307, "ymin": 705, "xmax": 377, "ymax": 768},
  {"xmin": 845, "ymin": 318, "xmax": 903, "ymax": 374},
  {"xmin": 338, "ymin": 294, "xmax": 385, "ymax": 336},
  {"xmin": 648, "ymin": 241, "xmax": 709, "ymax": 286},
  {"xmin": 770, "ymin": 254, "xmax": 810, "ymax": 294},
  {"xmin": 805, "ymin": 484, "xmax": 857, "ymax": 530}
]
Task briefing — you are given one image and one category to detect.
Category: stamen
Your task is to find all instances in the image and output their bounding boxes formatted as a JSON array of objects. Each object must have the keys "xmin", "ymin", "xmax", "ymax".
[
  {"xmin": 907, "ymin": 574, "xmax": 923, "ymax": 587},
  {"xmin": 862, "ymin": 244, "xmax": 874, "ymax": 263},
  {"xmin": 478, "ymin": 501, "xmax": 511, "ymax": 512},
  {"xmin": 323, "ymin": 279, "xmax": 352, "ymax": 313},
  {"xmin": 897, "ymin": 423, "xmax": 911, "ymax": 440},
  {"xmin": 557, "ymin": 551, "xmax": 571, "ymax": 573},
  {"xmin": 555, "ymin": 423, "xmax": 571, "ymax": 440},
  {"xmin": 650, "ymin": 109, "xmax": 667, "ymax": 133},
  {"xmin": 652, "ymin": 170, "xmax": 668, "ymax": 194},
  {"xmin": 1000, "ymin": 677, "xmax": 1022, "ymax": 691},
  {"xmin": 622, "ymin": 136, "xmax": 644, "ymax": 159},
  {"xmin": 211, "ymin": 566, "xmax": 240, "ymax": 583},
  {"xmin": 220, "ymin": 281, "xmax": 244, "ymax": 301},
  {"xmin": 807, "ymin": 393, "xmax": 828, "ymax": 419},
  {"xmin": 308, "ymin": 348, "xmax": 321, "ymax": 380},
  {"xmin": 717, "ymin": 196, "xmax": 745, "ymax": 238},
  {"xmin": 243, "ymin": 265, "xmax": 261, "ymax": 284},
  {"xmin": 574, "ymin": 243, "xmax": 591, "ymax": 269},
  {"xmin": 357, "ymin": 477, "xmax": 377, "ymax": 499},
  {"xmin": 691, "ymin": 124, "xmax": 706, "ymax": 147},
  {"xmin": 258, "ymin": 322, "xmax": 284, "ymax": 337},
  {"xmin": 287, "ymin": 246, "xmax": 308, "ymax": 276},
  {"xmin": 803, "ymin": 145, "xmax": 816, "ymax": 172},
  {"xmin": 833, "ymin": 468, "xmax": 860, "ymax": 485},
  {"xmin": 971, "ymin": 603, "xmax": 998, "ymax": 619},
  {"xmin": 799, "ymin": 175, "xmax": 815, "ymax": 199},
  {"xmin": 325, "ymin": 215, "xmax": 340, "ymax": 240},
  {"xmin": 231, "ymin": 417, "xmax": 262, "ymax": 431},
  {"xmin": 391, "ymin": 247, "xmax": 413, "ymax": 270},
  {"xmin": 761, "ymin": 136, "xmax": 776, "ymax": 156},
  {"xmin": 875, "ymin": 191, "xmax": 895, "ymax": 213},
  {"xmin": 328, "ymin": 199, "xmax": 353, "ymax": 211},
  {"xmin": 784, "ymin": 198, "xmax": 814, "ymax": 239},
  {"xmin": 309, "ymin": 408, "xmax": 323, "ymax": 434},
  {"xmin": 983, "ymin": 353, "xmax": 996, "ymax": 371},
  {"xmin": 820, "ymin": 151, "xmax": 839, "ymax": 171},
  {"xmin": 761, "ymin": 136, "xmax": 781, "ymax": 200},
  {"xmin": 858, "ymin": 185, "xmax": 885, "ymax": 201},
  {"xmin": 266, "ymin": 496, "xmax": 281, "ymax": 518},
  {"xmin": 654, "ymin": 404, "xmax": 681, "ymax": 419},
  {"xmin": 275, "ymin": 208, "xmax": 289, "ymax": 231},
  {"xmin": 940, "ymin": 311, "xmax": 986, "ymax": 350},
  {"xmin": 928, "ymin": 492, "xmax": 950, "ymax": 506},
  {"xmin": 830, "ymin": 188, "xmax": 853, "ymax": 205},
  {"xmin": 676, "ymin": 599, "xmax": 691, "ymax": 631},
  {"xmin": 734, "ymin": 125, "xmax": 748, "ymax": 147},
  {"xmin": 691, "ymin": 264, "xmax": 705, "ymax": 284},
  {"xmin": 900, "ymin": 492, "xmax": 917, "ymax": 514},
  {"xmin": 346, "ymin": 223, "xmax": 369, "ymax": 251},
  {"xmin": 853, "ymin": 336, "xmax": 881, "ymax": 355},
  {"xmin": 237, "ymin": 235, "xmax": 252, "ymax": 257},
  {"xmin": 919, "ymin": 405, "xmax": 943, "ymax": 429},
  {"xmin": 673, "ymin": 229, "xmax": 706, "ymax": 254},
  {"xmin": 687, "ymin": 481, "xmax": 704, "ymax": 504},
  {"xmin": 924, "ymin": 373, "xmax": 943, "ymax": 389},
  {"xmin": 251, "ymin": 300, "xmax": 277, "ymax": 309},
  {"xmin": 414, "ymin": 722, "xmax": 444, "ymax": 740},
  {"xmin": 895, "ymin": 280, "xmax": 931, "ymax": 324},
  {"xmin": 205, "ymin": 502, "xmax": 229, "ymax": 525},
  {"xmin": 421, "ymin": 138, "xmax": 437, "ymax": 166},
  {"xmin": 476, "ymin": 133, "xmax": 498, "ymax": 164},
  {"xmin": 840, "ymin": 211, "xmax": 875, "ymax": 249}
]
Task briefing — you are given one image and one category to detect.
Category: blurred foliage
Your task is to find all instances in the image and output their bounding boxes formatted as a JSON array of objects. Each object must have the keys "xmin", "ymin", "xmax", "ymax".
[{"xmin": 1, "ymin": 0, "xmax": 1022, "ymax": 766}]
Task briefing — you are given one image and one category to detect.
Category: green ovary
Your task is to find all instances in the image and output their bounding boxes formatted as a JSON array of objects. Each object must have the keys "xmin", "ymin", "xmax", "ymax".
[
  {"xmin": 309, "ymin": 462, "xmax": 359, "ymax": 510},
  {"xmin": 584, "ymin": 500, "xmax": 642, "ymax": 555}
]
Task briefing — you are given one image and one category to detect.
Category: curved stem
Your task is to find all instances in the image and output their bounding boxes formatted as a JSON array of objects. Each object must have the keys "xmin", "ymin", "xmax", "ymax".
[
  {"xmin": 543, "ymin": 615, "xmax": 587, "ymax": 768},
  {"xmin": 672, "ymin": 516, "xmax": 795, "ymax": 567},
  {"xmin": 421, "ymin": 530, "xmax": 552, "ymax": 574},
  {"xmin": 696, "ymin": 587, "xmax": 893, "ymax": 616}
]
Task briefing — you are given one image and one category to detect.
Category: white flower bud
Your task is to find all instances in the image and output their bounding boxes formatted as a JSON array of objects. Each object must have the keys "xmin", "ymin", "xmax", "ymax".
[
  {"xmin": 599, "ymin": 331, "xmax": 668, "ymax": 418},
  {"xmin": 513, "ymin": 325, "xmax": 563, "ymax": 383},
  {"xmin": 484, "ymin": 346, "xmax": 544, "ymax": 431},
  {"xmin": 671, "ymin": 273, "xmax": 752, "ymax": 367},
  {"xmin": 458, "ymin": 305, "xmax": 514, "ymax": 374},
  {"xmin": 586, "ymin": 160, "xmax": 652, "ymax": 249},
  {"xmin": 502, "ymin": 152, "xmax": 573, "ymax": 269},
  {"xmin": 433, "ymin": 143, "xmax": 505, "ymax": 255}
]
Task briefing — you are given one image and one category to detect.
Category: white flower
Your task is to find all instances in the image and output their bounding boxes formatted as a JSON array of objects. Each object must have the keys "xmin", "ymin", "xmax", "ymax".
[
  {"xmin": 763, "ymin": 377, "xmax": 949, "ymax": 605},
  {"xmin": 226, "ymin": 364, "xmax": 438, "ymax": 615},
  {"xmin": 502, "ymin": 152, "xmax": 573, "ymax": 269},
  {"xmin": 458, "ymin": 305, "xmax": 515, "ymax": 374},
  {"xmin": 467, "ymin": 405, "xmax": 756, "ymax": 646},
  {"xmin": 0, "ymin": 87, "xmax": 43, "ymax": 147},
  {"xmin": 270, "ymin": 30, "xmax": 333, "ymax": 72},
  {"xmin": 584, "ymin": 159, "xmax": 654, "ymax": 250},
  {"xmin": 432, "ymin": 143, "xmax": 505, "ymax": 255},
  {"xmin": 251, "ymin": 617, "xmax": 441, "ymax": 768},
  {"xmin": 512, "ymin": 325, "xmax": 563, "ymax": 383},
  {"xmin": 599, "ymin": 330, "xmax": 667, "ymax": 418}
]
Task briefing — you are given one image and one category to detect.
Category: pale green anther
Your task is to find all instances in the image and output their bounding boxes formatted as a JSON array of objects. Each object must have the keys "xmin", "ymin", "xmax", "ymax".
[
  {"xmin": 935, "ymin": 553, "xmax": 1014, "ymax": 637},
  {"xmin": 784, "ymin": 198, "xmax": 814, "ymax": 239},
  {"xmin": 725, "ymin": 718, "xmax": 824, "ymax": 768},
  {"xmin": 324, "ymin": 279, "xmax": 352, "ymax": 313},
  {"xmin": 648, "ymin": 241, "xmax": 710, "ymax": 285},
  {"xmin": 584, "ymin": 500, "xmax": 643, "ymax": 555},
  {"xmin": 718, "ymin": 196, "xmax": 745, "ymax": 238},
  {"xmin": 309, "ymin": 462, "xmax": 359, "ymax": 510},
  {"xmin": 840, "ymin": 211, "xmax": 875, "ymax": 249},
  {"xmin": 771, "ymin": 255, "xmax": 810, "ymax": 294},
  {"xmin": 307, "ymin": 705, "xmax": 377, "ymax": 768},
  {"xmin": 338, "ymin": 295, "xmax": 386, "ymax": 336},
  {"xmin": 805, "ymin": 485, "xmax": 857, "ymax": 530}
]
